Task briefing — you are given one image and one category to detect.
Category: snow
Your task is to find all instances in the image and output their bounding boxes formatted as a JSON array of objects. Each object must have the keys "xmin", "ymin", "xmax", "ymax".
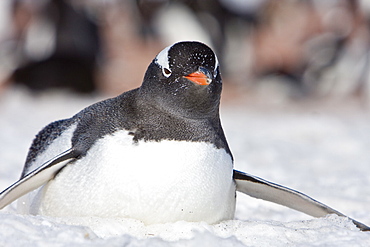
[{"xmin": 1, "ymin": 87, "xmax": 370, "ymax": 246}]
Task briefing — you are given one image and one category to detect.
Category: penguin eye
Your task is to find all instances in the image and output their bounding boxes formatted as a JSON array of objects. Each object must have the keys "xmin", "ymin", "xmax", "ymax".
[{"xmin": 162, "ymin": 67, "xmax": 172, "ymax": 77}]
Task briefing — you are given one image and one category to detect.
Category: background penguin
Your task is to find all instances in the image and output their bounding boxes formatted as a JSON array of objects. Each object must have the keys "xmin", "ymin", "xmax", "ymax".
[{"xmin": 0, "ymin": 41, "xmax": 369, "ymax": 231}]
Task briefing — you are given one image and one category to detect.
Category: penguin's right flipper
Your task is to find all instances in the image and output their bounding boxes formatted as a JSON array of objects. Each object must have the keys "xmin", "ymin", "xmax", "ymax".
[
  {"xmin": 0, "ymin": 148, "xmax": 78, "ymax": 209},
  {"xmin": 234, "ymin": 170, "xmax": 370, "ymax": 231}
]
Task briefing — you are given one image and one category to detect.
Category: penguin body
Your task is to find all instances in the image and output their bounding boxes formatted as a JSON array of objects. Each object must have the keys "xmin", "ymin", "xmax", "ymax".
[
  {"xmin": 17, "ymin": 41, "xmax": 235, "ymax": 224},
  {"xmin": 35, "ymin": 137, "xmax": 234, "ymax": 223},
  {"xmin": 1, "ymin": 41, "xmax": 369, "ymax": 231}
]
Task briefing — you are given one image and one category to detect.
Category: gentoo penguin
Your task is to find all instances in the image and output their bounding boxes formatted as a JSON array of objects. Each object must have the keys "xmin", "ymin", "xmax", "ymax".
[{"xmin": 0, "ymin": 41, "xmax": 369, "ymax": 231}]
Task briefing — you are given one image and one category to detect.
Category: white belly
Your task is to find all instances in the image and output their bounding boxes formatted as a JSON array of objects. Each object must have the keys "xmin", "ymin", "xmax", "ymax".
[{"xmin": 31, "ymin": 130, "xmax": 235, "ymax": 224}]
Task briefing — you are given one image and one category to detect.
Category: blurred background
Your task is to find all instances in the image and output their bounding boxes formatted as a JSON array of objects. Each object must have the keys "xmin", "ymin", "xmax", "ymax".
[{"xmin": 0, "ymin": 0, "xmax": 370, "ymax": 107}]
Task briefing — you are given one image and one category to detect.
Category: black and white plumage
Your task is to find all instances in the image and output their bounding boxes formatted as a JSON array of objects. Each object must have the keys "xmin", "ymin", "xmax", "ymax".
[{"xmin": 0, "ymin": 41, "xmax": 369, "ymax": 231}]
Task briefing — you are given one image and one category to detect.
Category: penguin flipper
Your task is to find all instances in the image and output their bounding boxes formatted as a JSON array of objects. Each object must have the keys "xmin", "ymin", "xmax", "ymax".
[
  {"xmin": 0, "ymin": 149, "xmax": 78, "ymax": 210},
  {"xmin": 233, "ymin": 170, "xmax": 370, "ymax": 231}
]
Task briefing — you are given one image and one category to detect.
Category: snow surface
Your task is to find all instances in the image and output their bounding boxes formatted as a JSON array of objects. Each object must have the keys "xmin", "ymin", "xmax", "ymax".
[{"xmin": 1, "ymin": 88, "xmax": 370, "ymax": 246}]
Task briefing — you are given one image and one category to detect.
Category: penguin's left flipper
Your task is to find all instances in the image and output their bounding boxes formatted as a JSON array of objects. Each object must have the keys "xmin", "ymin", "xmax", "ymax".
[
  {"xmin": 0, "ymin": 148, "xmax": 78, "ymax": 210},
  {"xmin": 234, "ymin": 170, "xmax": 370, "ymax": 231}
]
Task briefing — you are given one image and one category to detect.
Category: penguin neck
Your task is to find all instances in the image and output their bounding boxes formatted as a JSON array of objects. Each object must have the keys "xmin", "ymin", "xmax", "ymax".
[
  {"xmin": 113, "ymin": 88, "xmax": 232, "ymax": 158},
  {"xmin": 135, "ymin": 99, "xmax": 216, "ymax": 124},
  {"xmin": 137, "ymin": 87, "xmax": 220, "ymax": 121}
]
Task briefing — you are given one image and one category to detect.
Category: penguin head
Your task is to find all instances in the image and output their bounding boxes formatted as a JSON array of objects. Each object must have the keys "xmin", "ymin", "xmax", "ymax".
[{"xmin": 139, "ymin": 41, "xmax": 222, "ymax": 118}]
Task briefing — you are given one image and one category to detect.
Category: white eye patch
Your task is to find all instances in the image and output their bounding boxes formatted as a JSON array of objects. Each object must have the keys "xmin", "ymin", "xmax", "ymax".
[
  {"xmin": 155, "ymin": 45, "xmax": 172, "ymax": 78},
  {"xmin": 214, "ymin": 54, "xmax": 219, "ymax": 72}
]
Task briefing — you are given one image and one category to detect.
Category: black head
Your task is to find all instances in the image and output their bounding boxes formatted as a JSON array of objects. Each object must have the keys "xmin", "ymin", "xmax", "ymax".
[{"xmin": 139, "ymin": 41, "xmax": 222, "ymax": 119}]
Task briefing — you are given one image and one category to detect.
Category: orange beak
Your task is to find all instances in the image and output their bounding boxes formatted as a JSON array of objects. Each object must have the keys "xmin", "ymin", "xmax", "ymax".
[{"xmin": 183, "ymin": 71, "xmax": 212, "ymax": 86}]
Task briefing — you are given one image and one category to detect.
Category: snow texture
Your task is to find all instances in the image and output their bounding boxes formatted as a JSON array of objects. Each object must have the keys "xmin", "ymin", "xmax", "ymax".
[{"xmin": 1, "ymin": 88, "xmax": 370, "ymax": 246}]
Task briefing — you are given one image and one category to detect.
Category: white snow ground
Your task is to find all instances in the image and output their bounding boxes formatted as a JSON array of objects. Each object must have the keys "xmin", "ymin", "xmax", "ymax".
[{"xmin": 0, "ymin": 87, "xmax": 370, "ymax": 246}]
